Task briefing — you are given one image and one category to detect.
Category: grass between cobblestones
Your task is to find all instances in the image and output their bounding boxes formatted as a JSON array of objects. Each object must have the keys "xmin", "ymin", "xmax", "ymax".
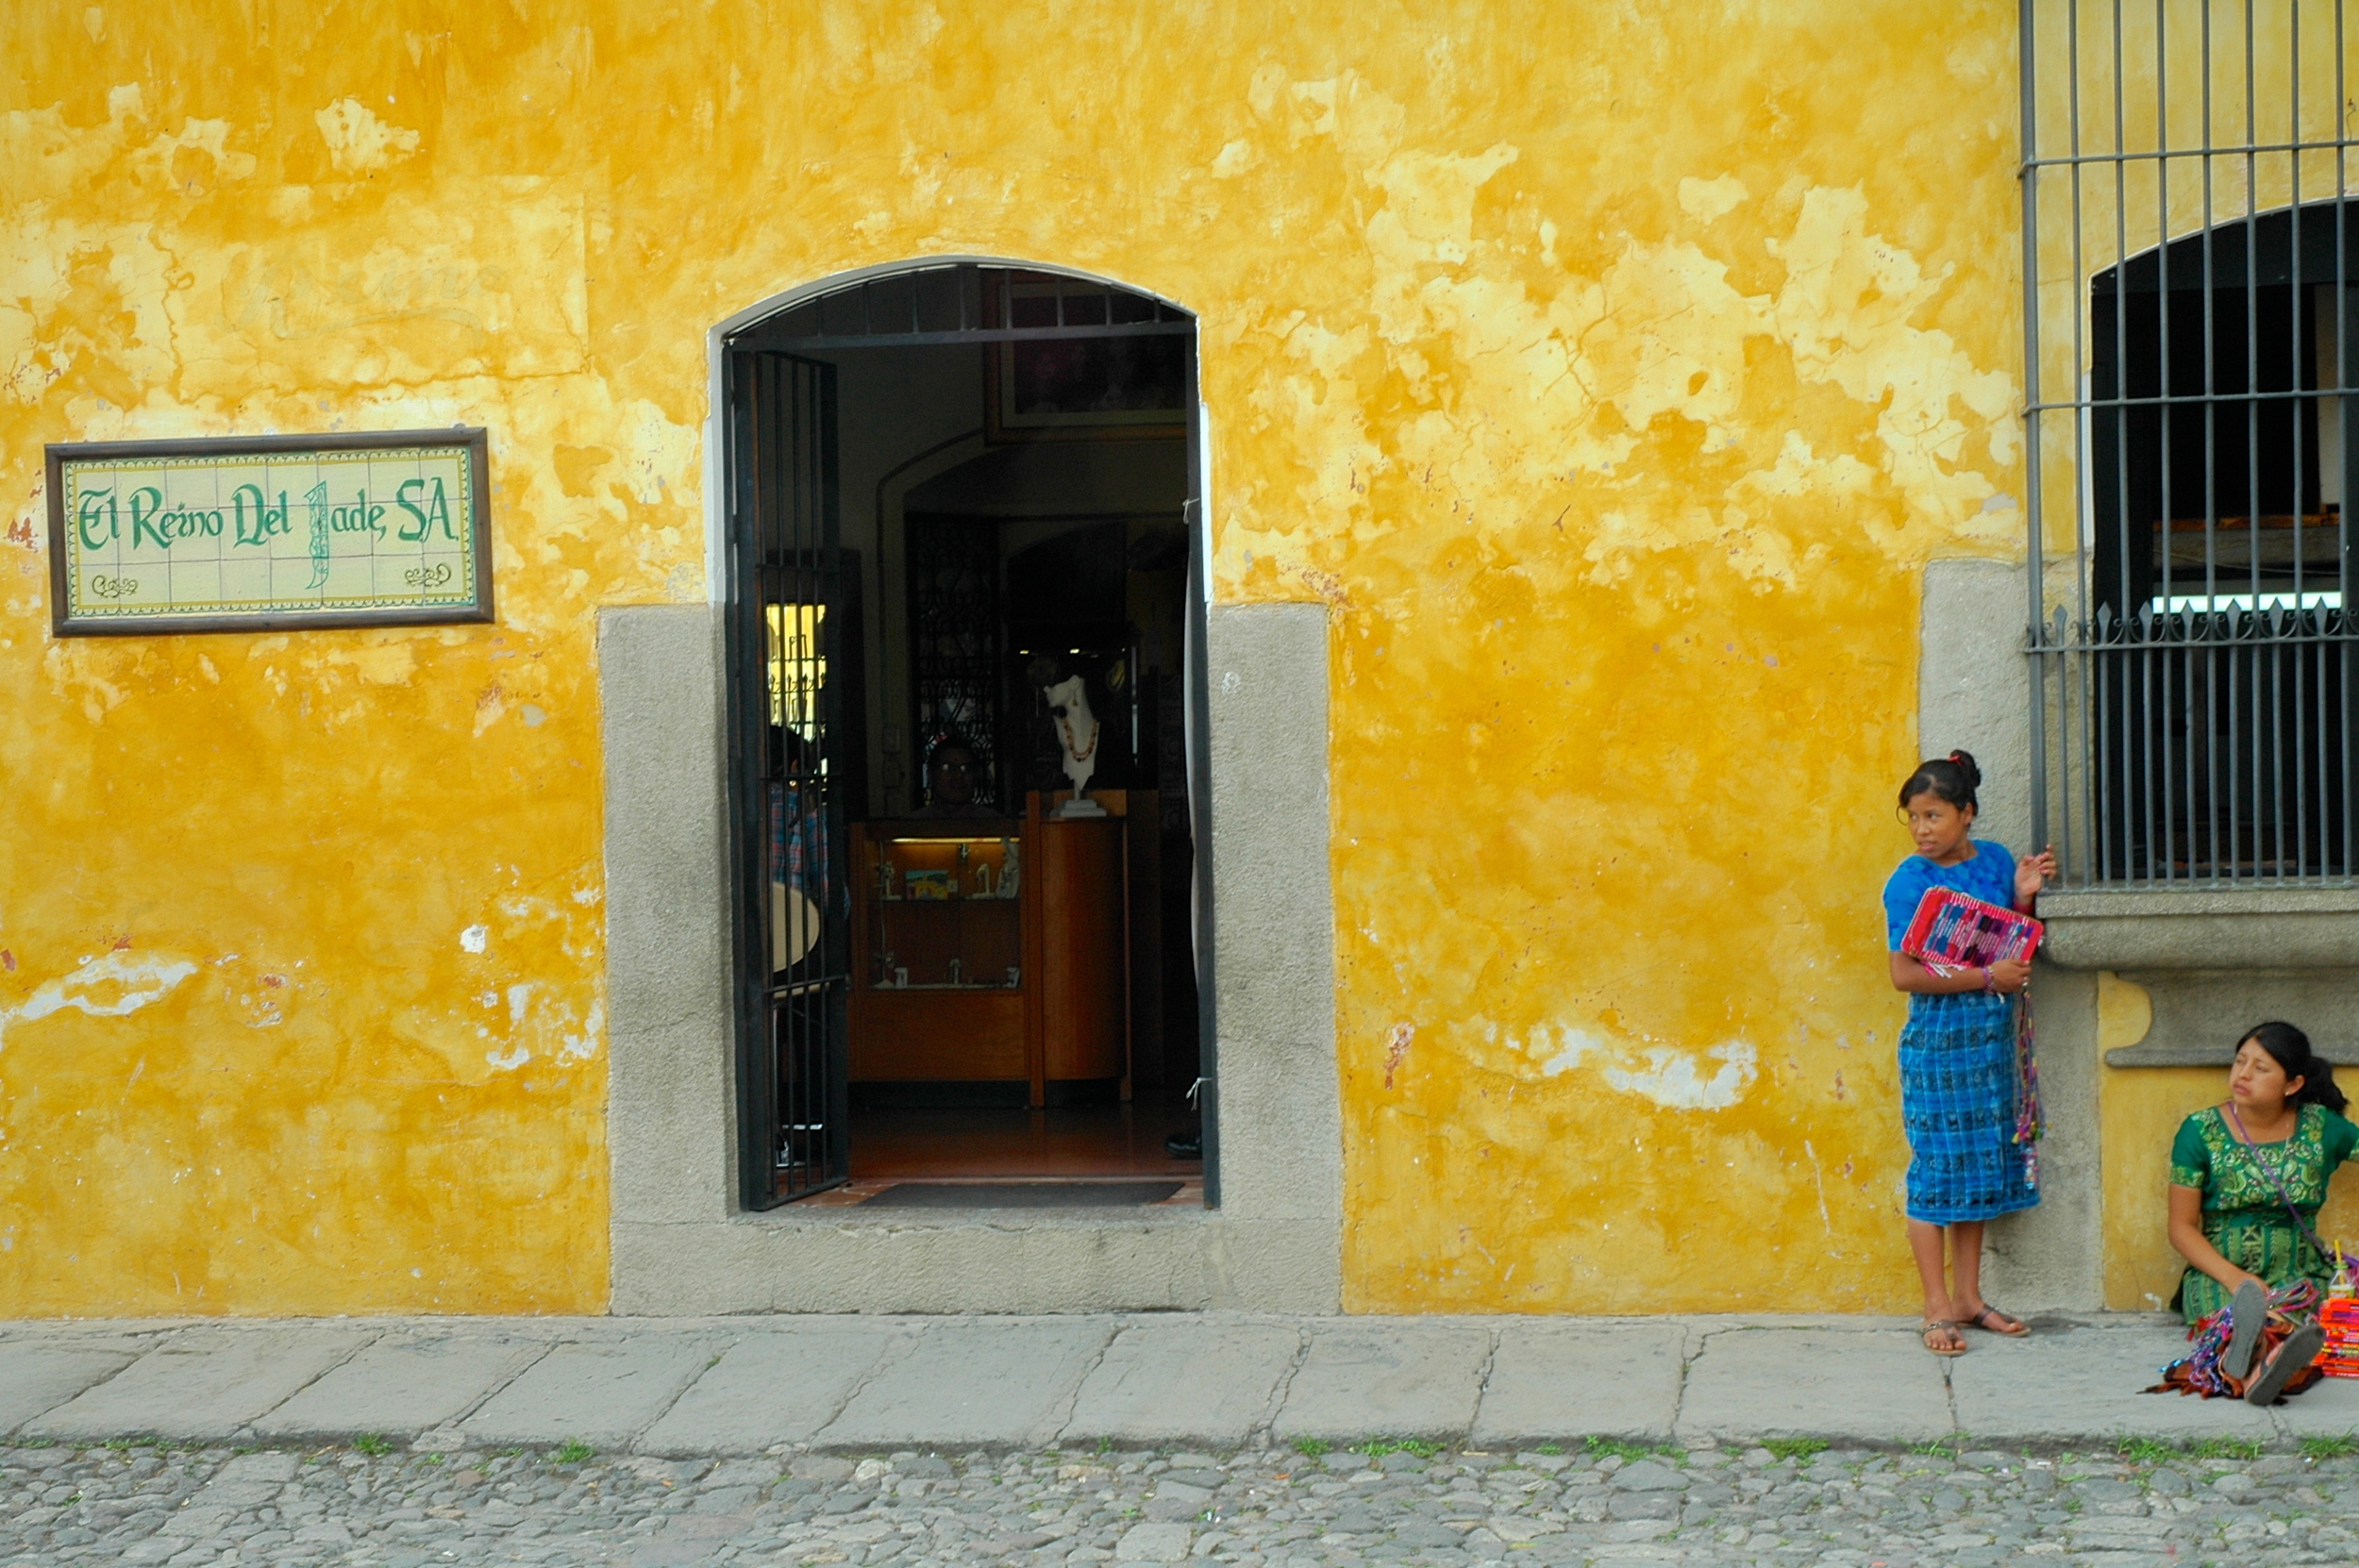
[
  {"xmin": 1762, "ymin": 1439, "xmax": 1831, "ymax": 1462},
  {"xmin": 2117, "ymin": 1435, "xmax": 2282, "ymax": 1465},
  {"xmin": 1582, "ymin": 1436, "xmax": 1683, "ymax": 1464},
  {"xmin": 1351, "ymin": 1440, "xmax": 1445, "ymax": 1460}
]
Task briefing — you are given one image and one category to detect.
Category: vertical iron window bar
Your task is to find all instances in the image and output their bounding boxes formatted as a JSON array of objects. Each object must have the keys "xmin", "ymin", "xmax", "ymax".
[{"xmin": 2022, "ymin": 0, "xmax": 2358, "ymax": 887}]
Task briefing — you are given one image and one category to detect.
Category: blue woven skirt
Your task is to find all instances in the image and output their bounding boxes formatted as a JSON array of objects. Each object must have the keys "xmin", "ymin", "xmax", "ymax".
[{"xmin": 1898, "ymin": 996, "xmax": 2040, "ymax": 1225}]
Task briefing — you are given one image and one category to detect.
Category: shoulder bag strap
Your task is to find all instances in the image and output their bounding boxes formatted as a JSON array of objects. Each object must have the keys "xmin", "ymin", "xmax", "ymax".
[{"xmin": 2226, "ymin": 1104, "xmax": 2350, "ymax": 1268}]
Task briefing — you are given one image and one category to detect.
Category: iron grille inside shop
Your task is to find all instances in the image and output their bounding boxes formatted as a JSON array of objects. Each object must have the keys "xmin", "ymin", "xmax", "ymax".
[
  {"xmin": 906, "ymin": 511, "xmax": 1004, "ymax": 805},
  {"xmin": 2021, "ymin": 0, "xmax": 2359, "ymax": 885}
]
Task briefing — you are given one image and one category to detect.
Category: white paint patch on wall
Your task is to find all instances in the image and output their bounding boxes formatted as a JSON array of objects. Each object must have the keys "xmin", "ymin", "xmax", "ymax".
[
  {"xmin": 556, "ymin": 1000, "xmax": 603, "ymax": 1065},
  {"xmin": 1527, "ymin": 1024, "xmax": 1605, "ymax": 1077},
  {"xmin": 460, "ymin": 925, "xmax": 488, "ymax": 953},
  {"xmin": 478, "ymin": 986, "xmax": 602, "ymax": 1073},
  {"xmin": 1502, "ymin": 1020, "xmax": 1762, "ymax": 1110},
  {"xmin": 1600, "ymin": 1042, "xmax": 1760, "ymax": 1110},
  {"xmin": 314, "ymin": 98, "xmax": 420, "ymax": 175},
  {"xmin": 0, "ymin": 950, "xmax": 198, "ymax": 1050},
  {"xmin": 1678, "ymin": 173, "xmax": 1748, "ymax": 222}
]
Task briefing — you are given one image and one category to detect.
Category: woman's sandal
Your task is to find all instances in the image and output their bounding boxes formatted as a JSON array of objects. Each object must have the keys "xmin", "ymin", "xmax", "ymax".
[
  {"xmin": 2223, "ymin": 1278, "xmax": 2269, "ymax": 1381},
  {"xmin": 1921, "ymin": 1318, "xmax": 1967, "ymax": 1358},
  {"xmin": 2244, "ymin": 1321, "xmax": 2327, "ymax": 1406},
  {"xmin": 1960, "ymin": 1302, "xmax": 2030, "ymax": 1337}
]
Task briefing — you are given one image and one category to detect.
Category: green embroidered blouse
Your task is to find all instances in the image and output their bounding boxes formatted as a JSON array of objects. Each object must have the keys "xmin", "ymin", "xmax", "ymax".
[{"xmin": 2167, "ymin": 1102, "xmax": 2359, "ymax": 1323}]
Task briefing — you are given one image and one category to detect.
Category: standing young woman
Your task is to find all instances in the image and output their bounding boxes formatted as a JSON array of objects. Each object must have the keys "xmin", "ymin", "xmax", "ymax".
[{"xmin": 1882, "ymin": 752, "xmax": 2056, "ymax": 1357}]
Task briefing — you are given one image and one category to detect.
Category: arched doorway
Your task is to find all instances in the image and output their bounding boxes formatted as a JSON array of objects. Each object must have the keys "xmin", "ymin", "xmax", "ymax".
[{"xmin": 717, "ymin": 262, "xmax": 1215, "ymax": 1211}]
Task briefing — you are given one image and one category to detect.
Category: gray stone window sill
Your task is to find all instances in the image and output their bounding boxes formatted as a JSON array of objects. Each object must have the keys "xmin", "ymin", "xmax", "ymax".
[
  {"xmin": 2103, "ymin": 1040, "xmax": 2359, "ymax": 1067},
  {"xmin": 2039, "ymin": 886, "xmax": 2359, "ymax": 972}
]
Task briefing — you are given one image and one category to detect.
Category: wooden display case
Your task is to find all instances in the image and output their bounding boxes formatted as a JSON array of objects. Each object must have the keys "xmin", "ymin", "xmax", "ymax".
[{"xmin": 849, "ymin": 793, "xmax": 1133, "ymax": 1104}]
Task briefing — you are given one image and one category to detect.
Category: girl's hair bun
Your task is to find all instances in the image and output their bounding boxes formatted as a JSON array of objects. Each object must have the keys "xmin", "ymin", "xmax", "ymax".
[{"xmin": 1899, "ymin": 751, "xmax": 1981, "ymax": 812}]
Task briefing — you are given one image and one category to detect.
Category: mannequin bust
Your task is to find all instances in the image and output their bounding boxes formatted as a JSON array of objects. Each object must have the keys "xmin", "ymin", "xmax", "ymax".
[{"xmin": 1042, "ymin": 674, "xmax": 1107, "ymax": 817}]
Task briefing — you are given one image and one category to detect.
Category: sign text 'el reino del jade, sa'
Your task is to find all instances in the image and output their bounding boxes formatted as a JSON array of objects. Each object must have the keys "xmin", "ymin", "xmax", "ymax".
[{"xmin": 43, "ymin": 427, "xmax": 494, "ymax": 635}]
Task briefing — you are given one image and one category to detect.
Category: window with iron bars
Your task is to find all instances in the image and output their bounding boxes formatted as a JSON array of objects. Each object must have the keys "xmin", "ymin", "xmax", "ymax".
[{"xmin": 2022, "ymin": 0, "xmax": 2359, "ymax": 886}]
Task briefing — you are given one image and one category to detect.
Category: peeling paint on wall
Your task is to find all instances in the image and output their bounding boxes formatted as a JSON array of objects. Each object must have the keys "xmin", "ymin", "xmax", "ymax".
[
  {"xmin": 1506, "ymin": 1022, "xmax": 1757, "ymax": 1111},
  {"xmin": 1603, "ymin": 1043, "xmax": 1760, "ymax": 1112},
  {"xmin": 0, "ymin": 949, "xmax": 196, "ymax": 1050}
]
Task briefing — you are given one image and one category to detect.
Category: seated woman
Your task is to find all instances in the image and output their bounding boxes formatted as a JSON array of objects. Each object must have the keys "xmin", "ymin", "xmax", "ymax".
[{"xmin": 2167, "ymin": 1021, "xmax": 2354, "ymax": 1401}]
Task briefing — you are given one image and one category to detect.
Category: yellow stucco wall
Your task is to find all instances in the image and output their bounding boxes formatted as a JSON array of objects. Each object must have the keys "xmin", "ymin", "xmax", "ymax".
[
  {"xmin": 4, "ymin": 1, "xmax": 2035, "ymax": 1314},
  {"xmin": 1296, "ymin": 18, "xmax": 2025, "ymax": 1310}
]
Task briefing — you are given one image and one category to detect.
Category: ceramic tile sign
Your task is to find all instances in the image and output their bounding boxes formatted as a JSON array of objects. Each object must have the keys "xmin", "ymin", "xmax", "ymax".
[{"xmin": 44, "ymin": 427, "xmax": 493, "ymax": 635}]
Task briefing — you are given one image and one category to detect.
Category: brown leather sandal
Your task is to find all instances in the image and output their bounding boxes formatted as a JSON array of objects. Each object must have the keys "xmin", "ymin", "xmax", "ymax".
[
  {"xmin": 2245, "ymin": 1322, "xmax": 2327, "ymax": 1405},
  {"xmin": 1961, "ymin": 1302, "xmax": 2029, "ymax": 1337},
  {"xmin": 1921, "ymin": 1318, "xmax": 1967, "ymax": 1357}
]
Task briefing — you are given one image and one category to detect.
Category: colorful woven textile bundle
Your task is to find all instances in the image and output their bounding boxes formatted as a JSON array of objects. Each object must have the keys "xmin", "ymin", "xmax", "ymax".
[
  {"xmin": 2013, "ymin": 989, "xmax": 2043, "ymax": 1186},
  {"xmin": 2150, "ymin": 1280, "xmax": 2324, "ymax": 1399},
  {"xmin": 1900, "ymin": 888, "xmax": 2044, "ymax": 970},
  {"xmin": 2321, "ymin": 1295, "xmax": 2359, "ymax": 1379}
]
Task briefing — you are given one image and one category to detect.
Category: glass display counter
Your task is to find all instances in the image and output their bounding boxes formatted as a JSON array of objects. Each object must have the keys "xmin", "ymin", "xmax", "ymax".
[
  {"xmin": 850, "ymin": 820, "xmax": 1030, "ymax": 1086},
  {"xmin": 862, "ymin": 829, "xmax": 1024, "ymax": 991},
  {"xmin": 847, "ymin": 797, "xmax": 1133, "ymax": 1103}
]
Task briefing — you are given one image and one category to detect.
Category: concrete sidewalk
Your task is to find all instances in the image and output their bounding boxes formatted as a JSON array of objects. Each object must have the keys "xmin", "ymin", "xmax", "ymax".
[{"xmin": 4, "ymin": 1311, "xmax": 2355, "ymax": 1456}]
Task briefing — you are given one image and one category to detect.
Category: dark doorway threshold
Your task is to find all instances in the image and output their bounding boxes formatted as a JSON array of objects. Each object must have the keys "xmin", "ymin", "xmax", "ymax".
[
  {"xmin": 860, "ymin": 1180, "xmax": 1183, "ymax": 1209},
  {"xmin": 847, "ymin": 1101, "xmax": 1200, "ymax": 1180}
]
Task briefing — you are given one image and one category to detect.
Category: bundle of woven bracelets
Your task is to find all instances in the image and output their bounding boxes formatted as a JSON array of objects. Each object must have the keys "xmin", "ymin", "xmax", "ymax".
[{"xmin": 2321, "ymin": 1251, "xmax": 2359, "ymax": 1380}]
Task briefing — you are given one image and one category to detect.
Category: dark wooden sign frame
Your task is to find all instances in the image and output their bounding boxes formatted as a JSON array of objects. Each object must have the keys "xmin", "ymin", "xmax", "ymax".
[{"xmin": 44, "ymin": 426, "xmax": 494, "ymax": 637}]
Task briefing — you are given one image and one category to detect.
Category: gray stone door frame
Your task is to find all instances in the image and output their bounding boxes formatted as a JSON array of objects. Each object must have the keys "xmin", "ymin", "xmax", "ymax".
[{"xmin": 600, "ymin": 259, "xmax": 1345, "ymax": 1313}]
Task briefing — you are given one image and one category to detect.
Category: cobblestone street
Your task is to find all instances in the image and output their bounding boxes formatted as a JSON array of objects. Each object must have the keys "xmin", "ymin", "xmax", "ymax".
[{"xmin": 7, "ymin": 1436, "xmax": 2359, "ymax": 1568}]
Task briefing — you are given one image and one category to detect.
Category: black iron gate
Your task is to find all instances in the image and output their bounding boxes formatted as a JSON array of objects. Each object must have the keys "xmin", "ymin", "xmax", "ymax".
[{"xmin": 727, "ymin": 351, "xmax": 852, "ymax": 1209}]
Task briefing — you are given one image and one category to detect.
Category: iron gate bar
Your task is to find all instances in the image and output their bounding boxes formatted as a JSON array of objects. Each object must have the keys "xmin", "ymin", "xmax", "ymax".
[
  {"xmin": 2249, "ymin": 0, "xmax": 2266, "ymax": 882},
  {"xmin": 2027, "ymin": 134, "xmax": 2359, "ymax": 164},
  {"xmin": 2345, "ymin": 0, "xmax": 2359, "ymax": 880},
  {"xmin": 2033, "ymin": 385, "xmax": 2359, "ymax": 409},
  {"xmin": 2293, "ymin": 0, "xmax": 2310, "ymax": 878},
  {"xmin": 727, "ymin": 350, "xmax": 853, "ymax": 1209}
]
